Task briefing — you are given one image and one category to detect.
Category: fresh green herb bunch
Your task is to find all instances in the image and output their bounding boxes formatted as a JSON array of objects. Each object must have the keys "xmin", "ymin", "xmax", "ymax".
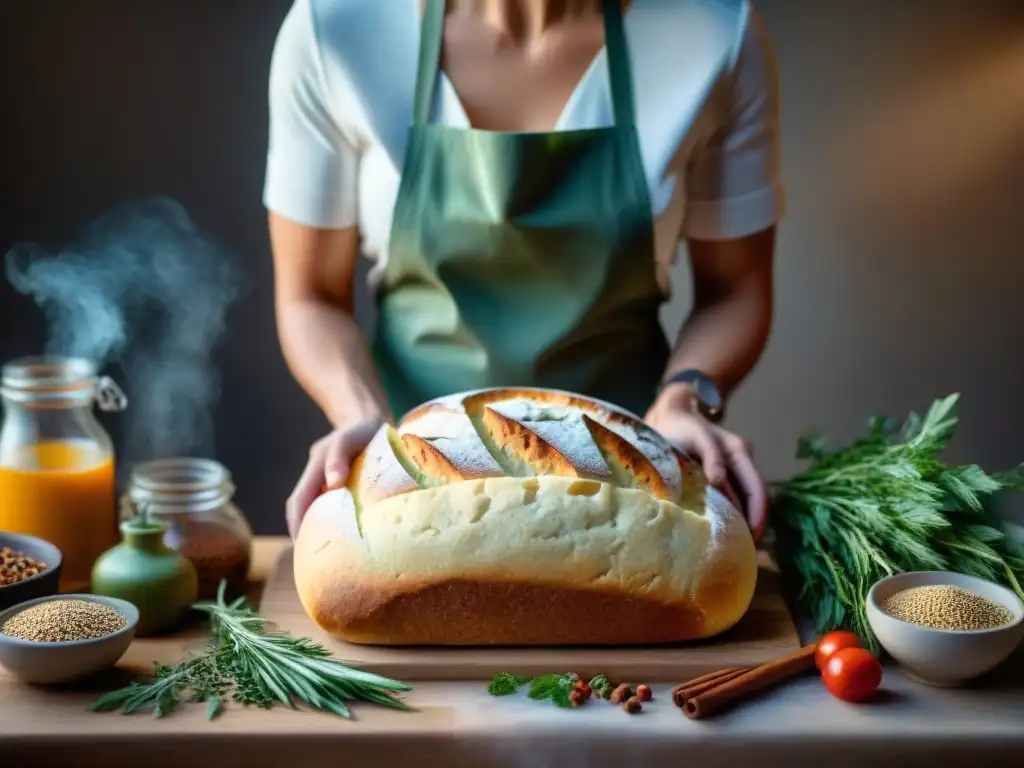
[
  {"xmin": 527, "ymin": 673, "xmax": 579, "ymax": 707},
  {"xmin": 487, "ymin": 672, "xmax": 531, "ymax": 696},
  {"xmin": 773, "ymin": 394, "xmax": 1024, "ymax": 653},
  {"xmin": 485, "ymin": 672, "xmax": 582, "ymax": 707},
  {"xmin": 588, "ymin": 673, "xmax": 615, "ymax": 699},
  {"xmin": 89, "ymin": 582, "xmax": 412, "ymax": 719}
]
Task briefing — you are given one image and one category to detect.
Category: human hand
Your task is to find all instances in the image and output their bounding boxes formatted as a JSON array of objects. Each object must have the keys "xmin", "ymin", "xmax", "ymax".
[
  {"xmin": 285, "ymin": 417, "xmax": 384, "ymax": 540},
  {"xmin": 644, "ymin": 385, "xmax": 767, "ymax": 545}
]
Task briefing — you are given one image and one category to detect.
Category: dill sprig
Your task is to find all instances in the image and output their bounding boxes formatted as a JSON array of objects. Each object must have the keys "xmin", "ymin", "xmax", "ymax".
[
  {"xmin": 773, "ymin": 394, "xmax": 1024, "ymax": 653},
  {"xmin": 89, "ymin": 581, "xmax": 413, "ymax": 719}
]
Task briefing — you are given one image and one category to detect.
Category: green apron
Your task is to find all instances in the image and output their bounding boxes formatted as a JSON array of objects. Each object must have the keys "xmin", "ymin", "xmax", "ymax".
[{"xmin": 373, "ymin": 0, "xmax": 668, "ymax": 419}]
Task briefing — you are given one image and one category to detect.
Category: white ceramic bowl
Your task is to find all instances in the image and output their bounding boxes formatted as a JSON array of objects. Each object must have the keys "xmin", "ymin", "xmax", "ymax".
[
  {"xmin": 867, "ymin": 571, "xmax": 1024, "ymax": 687},
  {"xmin": 0, "ymin": 594, "xmax": 139, "ymax": 684}
]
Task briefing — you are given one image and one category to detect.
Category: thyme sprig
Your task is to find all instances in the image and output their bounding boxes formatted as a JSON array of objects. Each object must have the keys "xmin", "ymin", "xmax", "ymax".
[
  {"xmin": 89, "ymin": 582, "xmax": 412, "ymax": 719},
  {"xmin": 773, "ymin": 394, "xmax": 1024, "ymax": 652}
]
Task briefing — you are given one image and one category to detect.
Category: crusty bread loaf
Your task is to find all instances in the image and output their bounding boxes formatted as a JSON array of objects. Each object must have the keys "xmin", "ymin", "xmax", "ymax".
[{"xmin": 294, "ymin": 388, "xmax": 758, "ymax": 645}]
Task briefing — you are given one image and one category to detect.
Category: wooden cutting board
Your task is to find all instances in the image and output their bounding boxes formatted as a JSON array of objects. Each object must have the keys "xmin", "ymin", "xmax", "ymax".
[{"xmin": 260, "ymin": 546, "xmax": 801, "ymax": 682}]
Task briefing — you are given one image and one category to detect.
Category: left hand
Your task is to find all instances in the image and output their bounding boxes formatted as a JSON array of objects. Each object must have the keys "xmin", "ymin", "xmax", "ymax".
[{"xmin": 645, "ymin": 385, "xmax": 768, "ymax": 545}]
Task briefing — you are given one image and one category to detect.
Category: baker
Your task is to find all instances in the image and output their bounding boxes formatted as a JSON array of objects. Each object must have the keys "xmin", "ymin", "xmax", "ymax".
[{"xmin": 266, "ymin": 0, "xmax": 784, "ymax": 541}]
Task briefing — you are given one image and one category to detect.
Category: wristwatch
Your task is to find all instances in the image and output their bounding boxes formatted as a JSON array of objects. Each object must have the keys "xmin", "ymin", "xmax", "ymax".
[{"xmin": 658, "ymin": 369, "xmax": 725, "ymax": 423}]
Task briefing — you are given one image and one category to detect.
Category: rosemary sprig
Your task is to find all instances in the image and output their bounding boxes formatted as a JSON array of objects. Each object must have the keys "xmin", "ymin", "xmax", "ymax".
[
  {"xmin": 89, "ymin": 582, "xmax": 413, "ymax": 719},
  {"xmin": 773, "ymin": 393, "xmax": 1024, "ymax": 653}
]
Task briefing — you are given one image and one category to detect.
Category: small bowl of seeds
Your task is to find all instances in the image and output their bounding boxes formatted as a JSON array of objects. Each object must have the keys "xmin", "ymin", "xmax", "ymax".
[
  {"xmin": 0, "ymin": 594, "xmax": 139, "ymax": 684},
  {"xmin": 867, "ymin": 571, "xmax": 1024, "ymax": 687},
  {"xmin": 0, "ymin": 532, "xmax": 63, "ymax": 611}
]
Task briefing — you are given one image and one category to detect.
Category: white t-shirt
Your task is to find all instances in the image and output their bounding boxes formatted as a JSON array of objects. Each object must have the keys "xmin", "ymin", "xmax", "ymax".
[{"xmin": 263, "ymin": 0, "xmax": 785, "ymax": 296}]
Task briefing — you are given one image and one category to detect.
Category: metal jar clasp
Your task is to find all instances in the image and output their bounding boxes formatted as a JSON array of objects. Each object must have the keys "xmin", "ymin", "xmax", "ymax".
[{"xmin": 95, "ymin": 376, "xmax": 129, "ymax": 412}]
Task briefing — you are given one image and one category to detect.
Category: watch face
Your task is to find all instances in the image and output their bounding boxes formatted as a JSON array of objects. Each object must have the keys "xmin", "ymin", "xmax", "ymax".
[
  {"xmin": 664, "ymin": 370, "xmax": 723, "ymax": 418},
  {"xmin": 692, "ymin": 374, "xmax": 722, "ymax": 411}
]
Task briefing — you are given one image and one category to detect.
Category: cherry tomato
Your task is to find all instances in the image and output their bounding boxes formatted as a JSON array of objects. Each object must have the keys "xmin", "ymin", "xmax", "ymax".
[
  {"xmin": 822, "ymin": 647, "xmax": 883, "ymax": 703},
  {"xmin": 815, "ymin": 630, "xmax": 863, "ymax": 671}
]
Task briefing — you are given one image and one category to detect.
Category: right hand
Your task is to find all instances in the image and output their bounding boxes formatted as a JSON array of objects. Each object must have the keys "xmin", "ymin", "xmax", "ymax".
[{"xmin": 286, "ymin": 417, "xmax": 384, "ymax": 539}]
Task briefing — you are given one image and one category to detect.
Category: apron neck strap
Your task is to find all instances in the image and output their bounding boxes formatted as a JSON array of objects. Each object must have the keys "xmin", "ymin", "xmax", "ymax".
[
  {"xmin": 413, "ymin": 0, "xmax": 446, "ymax": 125},
  {"xmin": 413, "ymin": 0, "xmax": 638, "ymax": 128},
  {"xmin": 601, "ymin": 0, "xmax": 637, "ymax": 129}
]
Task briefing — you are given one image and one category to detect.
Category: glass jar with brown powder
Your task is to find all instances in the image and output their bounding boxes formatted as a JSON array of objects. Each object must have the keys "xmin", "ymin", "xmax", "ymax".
[{"xmin": 120, "ymin": 458, "xmax": 252, "ymax": 600}]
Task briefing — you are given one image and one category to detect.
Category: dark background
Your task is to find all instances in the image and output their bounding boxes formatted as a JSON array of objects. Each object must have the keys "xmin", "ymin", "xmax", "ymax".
[{"xmin": 2, "ymin": 0, "xmax": 1023, "ymax": 533}]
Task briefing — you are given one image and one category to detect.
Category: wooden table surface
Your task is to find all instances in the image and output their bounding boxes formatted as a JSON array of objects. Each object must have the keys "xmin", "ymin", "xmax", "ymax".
[
  {"xmin": 3, "ymin": 537, "xmax": 1024, "ymax": 768},
  {"xmin": 260, "ymin": 543, "xmax": 803, "ymax": 682}
]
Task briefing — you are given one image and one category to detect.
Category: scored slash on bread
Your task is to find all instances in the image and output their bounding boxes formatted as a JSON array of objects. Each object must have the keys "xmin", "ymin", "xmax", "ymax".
[
  {"xmin": 348, "ymin": 388, "xmax": 684, "ymax": 518},
  {"xmin": 298, "ymin": 387, "xmax": 757, "ymax": 646}
]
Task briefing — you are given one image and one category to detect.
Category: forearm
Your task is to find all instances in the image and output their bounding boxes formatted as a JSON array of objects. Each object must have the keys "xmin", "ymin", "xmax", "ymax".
[
  {"xmin": 663, "ymin": 284, "xmax": 773, "ymax": 399},
  {"xmin": 277, "ymin": 298, "xmax": 391, "ymax": 427}
]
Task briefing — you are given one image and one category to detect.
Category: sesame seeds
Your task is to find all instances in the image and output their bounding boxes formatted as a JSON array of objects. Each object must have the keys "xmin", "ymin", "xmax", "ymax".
[
  {"xmin": 1, "ymin": 599, "xmax": 127, "ymax": 642},
  {"xmin": 0, "ymin": 547, "xmax": 48, "ymax": 586},
  {"xmin": 881, "ymin": 584, "xmax": 1015, "ymax": 631}
]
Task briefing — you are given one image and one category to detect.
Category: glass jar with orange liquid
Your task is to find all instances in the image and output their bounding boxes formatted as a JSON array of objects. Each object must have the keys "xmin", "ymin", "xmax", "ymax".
[{"xmin": 0, "ymin": 356, "xmax": 127, "ymax": 592}]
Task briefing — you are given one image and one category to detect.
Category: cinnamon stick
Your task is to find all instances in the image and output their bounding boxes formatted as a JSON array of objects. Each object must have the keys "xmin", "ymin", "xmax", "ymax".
[
  {"xmin": 682, "ymin": 644, "xmax": 817, "ymax": 720},
  {"xmin": 671, "ymin": 667, "xmax": 751, "ymax": 708}
]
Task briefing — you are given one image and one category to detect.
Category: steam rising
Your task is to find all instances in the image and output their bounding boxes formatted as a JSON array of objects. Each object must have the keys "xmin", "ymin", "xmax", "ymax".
[{"xmin": 5, "ymin": 197, "xmax": 245, "ymax": 465}]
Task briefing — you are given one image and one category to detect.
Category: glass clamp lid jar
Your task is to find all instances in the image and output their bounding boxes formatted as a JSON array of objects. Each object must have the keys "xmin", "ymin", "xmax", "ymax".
[
  {"xmin": 121, "ymin": 457, "xmax": 253, "ymax": 600},
  {"xmin": 0, "ymin": 356, "xmax": 128, "ymax": 593}
]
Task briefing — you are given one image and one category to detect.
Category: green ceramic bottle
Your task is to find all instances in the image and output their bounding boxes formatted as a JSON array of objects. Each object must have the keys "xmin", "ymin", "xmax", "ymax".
[{"xmin": 91, "ymin": 507, "xmax": 198, "ymax": 637}]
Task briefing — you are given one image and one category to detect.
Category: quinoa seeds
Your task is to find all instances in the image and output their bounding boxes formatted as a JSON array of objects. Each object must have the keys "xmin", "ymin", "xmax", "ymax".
[
  {"xmin": 1, "ymin": 599, "xmax": 127, "ymax": 642},
  {"xmin": 881, "ymin": 584, "xmax": 1015, "ymax": 631}
]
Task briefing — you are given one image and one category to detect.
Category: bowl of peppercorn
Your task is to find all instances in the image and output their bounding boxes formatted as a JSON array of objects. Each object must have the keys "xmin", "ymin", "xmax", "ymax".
[
  {"xmin": 867, "ymin": 570, "xmax": 1024, "ymax": 687},
  {"xmin": 0, "ymin": 532, "xmax": 62, "ymax": 611}
]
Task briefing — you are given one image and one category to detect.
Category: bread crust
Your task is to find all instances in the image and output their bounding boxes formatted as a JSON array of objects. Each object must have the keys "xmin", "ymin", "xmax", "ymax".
[{"xmin": 294, "ymin": 388, "xmax": 758, "ymax": 645}]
